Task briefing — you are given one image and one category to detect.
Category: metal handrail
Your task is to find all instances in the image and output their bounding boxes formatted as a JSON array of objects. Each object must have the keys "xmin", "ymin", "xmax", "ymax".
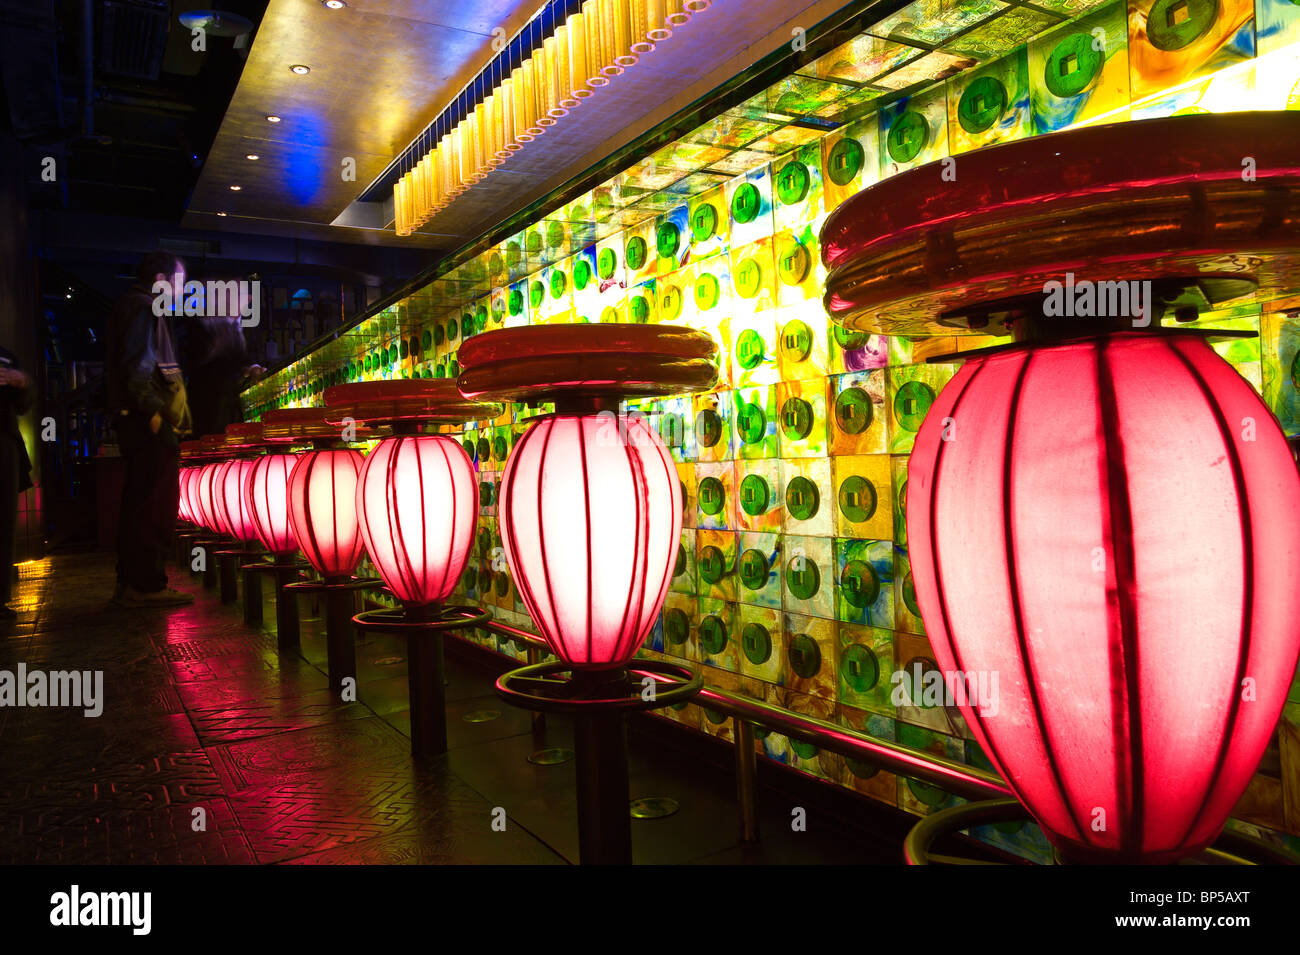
[
  {"xmin": 470, "ymin": 615, "xmax": 1013, "ymax": 821},
  {"xmin": 353, "ymin": 593, "xmax": 1292, "ymax": 859}
]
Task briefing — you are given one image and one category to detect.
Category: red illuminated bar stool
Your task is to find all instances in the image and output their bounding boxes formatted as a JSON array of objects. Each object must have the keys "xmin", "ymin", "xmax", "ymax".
[
  {"xmin": 457, "ymin": 324, "xmax": 717, "ymax": 865},
  {"xmin": 205, "ymin": 421, "xmax": 293, "ymax": 626},
  {"xmin": 192, "ymin": 435, "xmax": 237, "ymax": 590},
  {"xmin": 241, "ymin": 430, "xmax": 304, "ymax": 629},
  {"xmin": 176, "ymin": 441, "xmax": 216, "ymax": 569},
  {"xmin": 210, "ymin": 423, "xmax": 269, "ymax": 607},
  {"xmin": 821, "ymin": 111, "xmax": 1300, "ymax": 865},
  {"xmin": 324, "ymin": 379, "xmax": 502, "ymax": 759},
  {"xmin": 187, "ymin": 454, "xmax": 220, "ymax": 583},
  {"xmin": 276, "ymin": 409, "xmax": 378, "ymax": 696},
  {"xmin": 257, "ymin": 407, "xmax": 366, "ymax": 655}
]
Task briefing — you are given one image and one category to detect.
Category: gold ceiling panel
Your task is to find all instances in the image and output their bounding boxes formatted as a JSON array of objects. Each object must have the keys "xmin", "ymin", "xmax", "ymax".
[
  {"xmin": 183, "ymin": 0, "xmax": 542, "ymax": 246},
  {"xmin": 185, "ymin": 0, "xmax": 854, "ymax": 248}
]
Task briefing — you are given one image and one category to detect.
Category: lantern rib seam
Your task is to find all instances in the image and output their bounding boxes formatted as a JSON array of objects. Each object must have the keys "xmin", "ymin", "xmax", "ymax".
[
  {"xmin": 921, "ymin": 357, "xmax": 1068, "ymax": 836},
  {"xmin": 578, "ymin": 417, "xmax": 595, "ymax": 665},
  {"xmin": 500, "ymin": 428, "xmax": 532, "ymax": 623},
  {"xmin": 254, "ymin": 460, "xmax": 267, "ymax": 548},
  {"xmin": 383, "ymin": 440, "xmax": 407, "ymax": 600},
  {"xmin": 614, "ymin": 415, "xmax": 644, "ymax": 663},
  {"xmin": 381, "ymin": 440, "xmax": 400, "ymax": 597},
  {"xmin": 1096, "ymin": 336, "xmax": 1145, "ymax": 858},
  {"xmin": 274, "ymin": 457, "xmax": 286, "ymax": 550},
  {"xmin": 1166, "ymin": 337, "xmax": 1256, "ymax": 851},
  {"xmin": 330, "ymin": 452, "xmax": 342, "ymax": 579},
  {"xmin": 276, "ymin": 456, "xmax": 291, "ymax": 553},
  {"xmin": 533, "ymin": 419, "xmax": 564, "ymax": 660},
  {"xmin": 255, "ymin": 458, "xmax": 272, "ymax": 551},
  {"xmin": 435, "ymin": 438, "xmax": 457, "ymax": 604},
  {"xmin": 410, "ymin": 438, "xmax": 426, "ymax": 600},
  {"xmin": 1001, "ymin": 350, "xmax": 1092, "ymax": 845},
  {"xmin": 282, "ymin": 456, "xmax": 293, "ymax": 551},
  {"xmin": 298, "ymin": 455, "xmax": 320, "ymax": 571}
]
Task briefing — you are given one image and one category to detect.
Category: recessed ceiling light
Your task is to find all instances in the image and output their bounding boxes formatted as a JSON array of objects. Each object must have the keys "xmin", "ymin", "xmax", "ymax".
[
  {"xmin": 322, "ymin": 0, "xmax": 346, "ymax": 8},
  {"xmin": 246, "ymin": 154, "xmax": 260, "ymax": 161},
  {"xmin": 289, "ymin": 64, "xmax": 311, "ymax": 75},
  {"xmin": 266, "ymin": 115, "xmax": 281, "ymax": 123},
  {"xmin": 229, "ymin": 185, "xmax": 242, "ymax": 191}
]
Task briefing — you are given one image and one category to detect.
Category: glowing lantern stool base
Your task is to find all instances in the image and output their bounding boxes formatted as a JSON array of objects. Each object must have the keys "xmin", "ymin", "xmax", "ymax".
[
  {"xmin": 325, "ymin": 380, "xmax": 503, "ymax": 757},
  {"xmin": 902, "ymin": 799, "xmax": 1300, "ymax": 867},
  {"xmin": 240, "ymin": 559, "xmax": 311, "ymax": 648},
  {"xmin": 194, "ymin": 537, "xmax": 223, "ymax": 589},
  {"xmin": 496, "ymin": 660, "xmax": 702, "ymax": 865},
  {"xmin": 351, "ymin": 604, "xmax": 490, "ymax": 758},
  {"xmin": 260, "ymin": 408, "xmax": 371, "ymax": 654},
  {"xmin": 191, "ymin": 428, "xmax": 264, "ymax": 608},
  {"xmin": 822, "ymin": 111, "xmax": 1300, "ymax": 864},
  {"xmin": 190, "ymin": 435, "xmax": 241, "ymax": 593},
  {"xmin": 175, "ymin": 529, "xmax": 204, "ymax": 577},
  {"xmin": 458, "ymin": 324, "xmax": 719, "ymax": 865},
  {"xmin": 215, "ymin": 547, "xmax": 255, "ymax": 605},
  {"xmin": 286, "ymin": 575, "xmax": 382, "ymax": 692},
  {"xmin": 176, "ymin": 441, "xmax": 217, "ymax": 571},
  {"xmin": 211, "ymin": 424, "xmax": 286, "ymax": 621}
]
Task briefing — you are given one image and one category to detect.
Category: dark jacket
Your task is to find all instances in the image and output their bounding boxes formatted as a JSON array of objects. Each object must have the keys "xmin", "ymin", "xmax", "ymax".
[
  {"xmin": 0, "ymin": 346, "xmax": 34, "ymax": 491},
  {"xmin": 105, "ymin": 286, "xmax": 191, "ymax": 436},
  {"xmin": 182, "ymin": 315, "xmax": 249, "ymax": 439}
]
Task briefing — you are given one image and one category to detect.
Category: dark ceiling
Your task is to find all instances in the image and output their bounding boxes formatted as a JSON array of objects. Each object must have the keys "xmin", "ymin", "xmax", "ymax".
[
  {"xmin": 2, "ymin": 0, "xmax": 431, "ymax": 324},
  {"xmin": 2, "ymin": 0, "xmax": 270, "ymax": 220}
]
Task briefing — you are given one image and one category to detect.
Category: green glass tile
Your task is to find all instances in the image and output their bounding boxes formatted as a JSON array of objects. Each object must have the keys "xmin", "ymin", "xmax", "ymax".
[
  {"xmin": 947, "ymin": 6, "xmax": 1061, "ymax": 60},
  {"xmin": 870, "ymin": 0, "xmax": 1008, "ymax": 46}
]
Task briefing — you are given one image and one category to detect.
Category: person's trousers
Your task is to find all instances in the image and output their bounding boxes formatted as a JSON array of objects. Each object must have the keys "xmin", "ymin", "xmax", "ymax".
[
  {"xmin": 0, "ymin": 444, "xmax": 18, "ymax": 605},
  {"xmin": 116, "ymin": 413, "xmax": 180, "ymax": 594}
]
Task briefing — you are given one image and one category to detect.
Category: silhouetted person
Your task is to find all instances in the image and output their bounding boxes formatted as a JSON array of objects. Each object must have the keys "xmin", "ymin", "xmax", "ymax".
[
  {"xmin": 104, "ymin": 251, "xmax": 193, "ymax": 607},
  {"xmin": 0, "ymin": 346, "xmax": 33, "ymax": 618},
  {"xmin": 181, "ymin": 279, "xmax": 263, "ymax": 438}
]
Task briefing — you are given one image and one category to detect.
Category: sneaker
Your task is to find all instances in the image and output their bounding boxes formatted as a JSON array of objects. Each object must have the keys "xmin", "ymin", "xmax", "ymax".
[{"xmin": 115, "ymin": 586, "xmax": 194, "ymax": 608}]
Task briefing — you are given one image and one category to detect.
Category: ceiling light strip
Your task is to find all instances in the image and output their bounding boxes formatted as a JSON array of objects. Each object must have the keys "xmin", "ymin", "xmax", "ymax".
[{"xmin": 393, "ymin": 0, "xmax": 708, "ymax": 236}]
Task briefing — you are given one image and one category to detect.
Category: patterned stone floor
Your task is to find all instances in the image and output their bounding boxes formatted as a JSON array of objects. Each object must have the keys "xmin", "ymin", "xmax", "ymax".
[{"xmin": 0, "ymin": 551, "xmax": 905, "ymax": 865}]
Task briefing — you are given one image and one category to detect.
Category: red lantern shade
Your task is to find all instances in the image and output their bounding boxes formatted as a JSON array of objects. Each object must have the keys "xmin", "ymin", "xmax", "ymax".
[
  {"xmin": 216, "ymin": 459, "xmax": 259, "ymax": 543},
  {"xmin": 907, "ymin": 332, "xmax": 1300, "ymax": 863},
  {"xmin": 195, "ymin": 462, "xmax": 224, "ymax": 534},
  {"xmin": 208, "ymin": 461, "xmax": 236, "ymax": 536},
  {"xmin": 177, "ymin": 467, "xmax": 194, "ymax": 523},
  {"xmin": 355, "ymin": 435, "xmax": 477, "ymax": 608},
  {"xmin": 498, "ymin": 413, "xmax": 681, "ymax": 668},
  {"xmin": 458, "ymin": 324, "xmax": 715, "ymax": 670},
  {"xmin": 188, "ymin": 466, "xmax": 210, "ymax": 528},
  {"xmin": 244, "ymin": 453, "xmax": 299, "ymax": 556},
  {"xmin": 287, "ymin": 449, "xmax": 365, "ymax": 581}
]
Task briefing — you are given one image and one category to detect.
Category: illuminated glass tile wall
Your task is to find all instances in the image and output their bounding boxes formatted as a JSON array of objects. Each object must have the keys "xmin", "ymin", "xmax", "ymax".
[{"xmin": 244, "ymin": 0, "xmax": 1300, "ymax": 860}]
